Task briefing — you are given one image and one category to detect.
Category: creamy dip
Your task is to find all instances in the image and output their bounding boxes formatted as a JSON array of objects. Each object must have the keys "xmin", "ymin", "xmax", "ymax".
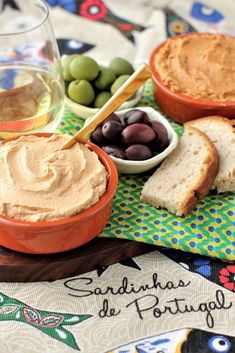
[
  {"xmin": 0, "ymin": 134, "xmax": 107, "ymax": 222},
  {"xmin": 154, "ymin": 33, "xmax": 235, "ymax": 101}
]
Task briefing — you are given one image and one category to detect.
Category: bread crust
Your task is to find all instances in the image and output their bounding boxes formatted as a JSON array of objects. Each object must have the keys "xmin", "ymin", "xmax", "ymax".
[
  {"xmin": 179, "ymin": 126, "xmax": 219, "ymax": 215},
  {"xmin": 141, "ymin": 125, "xmax": 219, "ymax": 216},
  {"xmin": 185, "ymin": 115, "xmax": 235, "ymax": 193},
  {"xmin": 185, "ymin": 115, "xmax": 235, "ymax": 131}
]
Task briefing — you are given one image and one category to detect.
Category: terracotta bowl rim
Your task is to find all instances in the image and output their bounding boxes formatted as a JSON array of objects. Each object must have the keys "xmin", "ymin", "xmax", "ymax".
[
  {"xmin": 0, "ymin": 132, "xmax": 118, "ymax": 228},
  {"xmin": 149, "ymin": 32, "xmax": 235, "ymax": 108}
]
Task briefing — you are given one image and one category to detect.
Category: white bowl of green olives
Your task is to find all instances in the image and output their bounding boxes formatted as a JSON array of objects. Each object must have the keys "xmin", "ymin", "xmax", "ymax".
[
  {"xmin": 86, "ymin": 107, "xmax": 179, "ymax": 174},
  {"xmin": 62, "ymin": 55, "xmax": 144, "ymax": 119}
]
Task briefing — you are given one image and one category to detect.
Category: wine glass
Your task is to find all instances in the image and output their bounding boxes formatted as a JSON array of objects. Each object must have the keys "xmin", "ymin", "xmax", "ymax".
[{"xmin": 0, "ymin": 0, "xmax": 64, "ymax": 138}]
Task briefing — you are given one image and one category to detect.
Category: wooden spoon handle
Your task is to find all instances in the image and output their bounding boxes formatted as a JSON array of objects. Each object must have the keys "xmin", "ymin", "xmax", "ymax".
[{"xmin": 62, "ymin": 63, "xmax": 151, "ymax": 149}]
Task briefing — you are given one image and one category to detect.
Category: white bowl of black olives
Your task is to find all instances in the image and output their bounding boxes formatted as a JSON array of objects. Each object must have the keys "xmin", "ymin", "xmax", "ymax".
[
  {"xmin": 87, "ymin": 107, "xmax": 178, "ymax": 174},
  {"xmin": 62, "ymin": 55, "xmax": 144, "ymax": 119}
]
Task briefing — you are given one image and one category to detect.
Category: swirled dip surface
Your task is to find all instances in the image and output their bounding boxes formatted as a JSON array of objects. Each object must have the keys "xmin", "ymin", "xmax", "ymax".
[
  {"xmin": 154, "ymin": 34, "xmax": 235, "ymax": 101},
  {"xmin": 0, "ymin": 135, "xmax": 107, "ymax": 222}
]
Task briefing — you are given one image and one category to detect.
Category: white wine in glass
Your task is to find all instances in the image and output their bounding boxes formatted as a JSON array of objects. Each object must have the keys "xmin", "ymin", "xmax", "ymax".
[{"xmin": 0, "ymin": 0, "xmax": 64, "ymax": 138}]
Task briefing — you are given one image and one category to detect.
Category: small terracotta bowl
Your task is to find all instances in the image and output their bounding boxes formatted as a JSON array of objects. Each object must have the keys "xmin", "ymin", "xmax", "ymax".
[
  {"xmin": 0, "ymin": 133, "xmax": 118, "ymax": 254},
  {"xmin": 149, "ymin": 33, "xmax": 235, "ymax": 124}
]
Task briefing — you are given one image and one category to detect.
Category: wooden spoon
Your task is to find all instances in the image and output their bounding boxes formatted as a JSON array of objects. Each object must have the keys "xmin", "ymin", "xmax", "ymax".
[{"xmin": 61, "ymin": 63, "xmax": 151, "ymax": 150}]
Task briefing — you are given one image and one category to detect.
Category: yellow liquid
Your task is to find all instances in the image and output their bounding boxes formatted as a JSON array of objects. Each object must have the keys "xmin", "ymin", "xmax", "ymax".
[{"xmin": 0, "ymin": 65, "xmax": 64, "ymax": 138}]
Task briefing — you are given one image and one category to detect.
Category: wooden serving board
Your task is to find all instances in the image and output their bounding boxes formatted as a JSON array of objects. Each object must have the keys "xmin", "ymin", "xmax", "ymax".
[{"xmin": 0, "ymin": 238, "xmax": 153, "ymax": 282}]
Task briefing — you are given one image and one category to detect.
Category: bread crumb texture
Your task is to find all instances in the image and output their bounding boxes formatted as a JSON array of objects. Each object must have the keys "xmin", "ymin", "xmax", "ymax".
[{"xmin": 141, "ymin": 126, "xmax": 219, "ymax": 215}]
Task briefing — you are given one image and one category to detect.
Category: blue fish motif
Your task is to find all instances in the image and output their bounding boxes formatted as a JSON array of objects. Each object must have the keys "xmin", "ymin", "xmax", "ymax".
[
  {"xmin": 191, "ymin": 2, "xmax": 224, "ymax": 23},
  {"xmin": 46, "ymin": 0, "xmax": 77, "ymax": 13},
  {"xmin": 107, "ymin": 328, "xmax": 235, "ymax": 353},
  {"xmin": 56, "ymin": 38, "xmax": 95, "ymax": 56}
]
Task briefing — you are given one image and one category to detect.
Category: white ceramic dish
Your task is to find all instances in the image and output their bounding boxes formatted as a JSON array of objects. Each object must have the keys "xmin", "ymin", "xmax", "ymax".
[
  {"xmin": 65, "ymin": 86, "xmax": 144, "ymax": 119},
  {"xmin": 62, "ymin": 54, "xmax": 144, "ymax": 119},
  {"xmin": 85, "ymin": 106, "xmax": 179, "ymax": 174}
]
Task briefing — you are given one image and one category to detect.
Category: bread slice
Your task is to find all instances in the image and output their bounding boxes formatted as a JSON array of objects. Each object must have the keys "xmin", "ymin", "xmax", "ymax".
[
  {"xmin": 141, "ymin": 126, "xmax": 219, "ymax": 216},
  {"xmin": 186, "ymin": 116, "xmax": 235, "ymax": 193}
]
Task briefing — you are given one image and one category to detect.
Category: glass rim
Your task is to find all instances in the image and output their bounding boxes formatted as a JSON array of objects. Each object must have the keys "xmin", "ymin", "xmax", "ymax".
[{"xmin": 0, "ymin": 0, "xmax": 49, "ymax": 37}]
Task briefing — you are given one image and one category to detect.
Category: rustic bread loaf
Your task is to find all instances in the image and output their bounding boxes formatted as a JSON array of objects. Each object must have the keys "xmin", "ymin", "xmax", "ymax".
[
  {"xmin": 141, "ymin": 125, "xmax": 219, "ymax": 216},
  {"xmin": 186, "ymin": 116, "xmax": 235, "ymax": 193}
]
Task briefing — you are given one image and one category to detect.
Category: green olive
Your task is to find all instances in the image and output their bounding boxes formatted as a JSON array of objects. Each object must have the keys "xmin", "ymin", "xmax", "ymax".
[
  {"xmin": 94, "ymin": 91, "xmax": 112, "ymax": 108},
  {"xmin": 109, "ymin": 57, "xmax": 134, "ymax": 76},
  {"xmin": 68, "ymin": 79, "xmax": 95, "ymax": 106},
  {"xmin": 94, "ymin": 67, "xmax": 116, "ymax": 90},
  {"xmin": 69, "ymin": 55, "xmax": 99, "ymax": 81},
  {"xmin": 61, "ymin": 54, "xmax": 80, "ymax": 81},
  {"xmin": 111, "ymin": 75, "xmax": 130, "ymax": 95}
]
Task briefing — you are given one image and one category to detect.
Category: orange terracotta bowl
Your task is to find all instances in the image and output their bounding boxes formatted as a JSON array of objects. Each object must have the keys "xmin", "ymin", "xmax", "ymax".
[
  {"xmin": 149, "ymin": 33, "xmax": 235, "ymax": 124},
  {"xmin": 0, "ymin": 133, "xmax": 118, "ymax": 254}
]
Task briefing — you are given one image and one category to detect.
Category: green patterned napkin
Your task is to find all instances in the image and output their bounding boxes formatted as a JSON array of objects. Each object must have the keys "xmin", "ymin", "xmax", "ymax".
[{"xmin": 57, "ymin": 81, "xmax": 235, "ymax": 261}]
